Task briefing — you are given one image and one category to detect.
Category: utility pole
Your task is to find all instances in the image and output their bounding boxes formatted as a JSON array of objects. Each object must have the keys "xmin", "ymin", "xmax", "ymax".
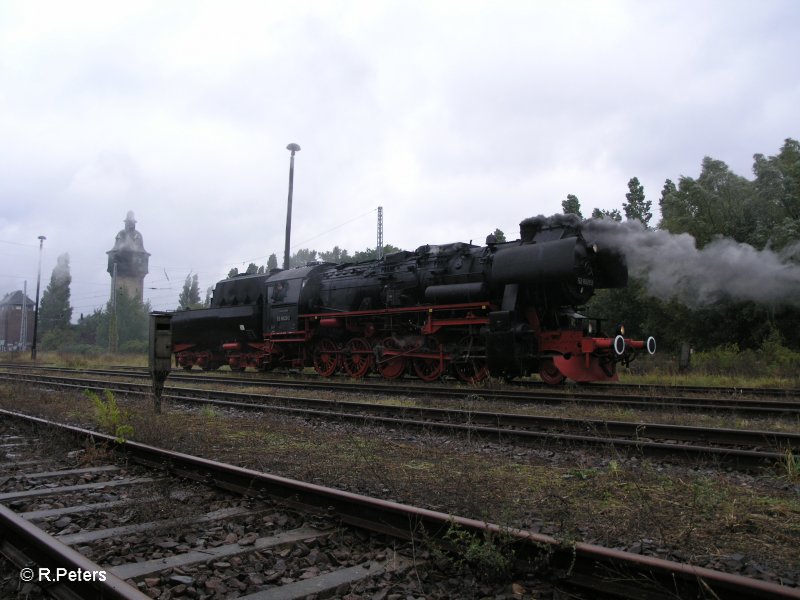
[
  {"xmin": 20, "ymin": 281, "xmax": 28, "ymax": 349},
  {"xmin": 109, "ymin": 261, "xmax": 118, "ymax": 353},
  {"xmin": 283, "ymin": 143, "xmax": 301, "ymax": 270},
  {"xmin": 31, "ymin": 235, "xmax": 46, "ymax": 360},
  {"xmin": 377, "ymin": 206, "xmax": 384, "ymax": 259}
]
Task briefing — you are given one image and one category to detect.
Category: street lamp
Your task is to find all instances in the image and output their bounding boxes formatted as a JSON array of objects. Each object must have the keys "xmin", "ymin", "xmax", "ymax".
[
  {"xmin": 283, "ymin": 143, "xmax": 301, "ymax": 270},
  {"xmin": 31, "ymin": 235, "xmax": 46, "ymax": 360}
]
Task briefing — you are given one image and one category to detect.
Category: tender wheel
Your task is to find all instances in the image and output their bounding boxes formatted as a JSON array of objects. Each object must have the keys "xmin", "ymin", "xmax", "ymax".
[
  {"xmin": 313, "ymin": 338, "xmax": 339, "ymax": 377},
  {"xmin": 412, "ymin": 339, "xmax": 445, "ymax": 382},
  {"xmin": 539, "ymin": 359, "xmax": 566, "ymax": 385},
  {"xmin": 342, "ymin": 337, "xmax": 373, "ymax": 379},
  {"xmin": 377, "ymin": 337, "xmax": 406, "ymax": 380},
  {"xmin": 451, "ymin": 336, "xmax": 489, "ymax": 384}
]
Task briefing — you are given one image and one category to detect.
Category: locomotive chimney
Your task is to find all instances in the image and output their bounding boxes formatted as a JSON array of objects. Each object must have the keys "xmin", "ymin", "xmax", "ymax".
[{"xmin": 284, "ymin": 143, "xmax": 301, "ymax": 270}]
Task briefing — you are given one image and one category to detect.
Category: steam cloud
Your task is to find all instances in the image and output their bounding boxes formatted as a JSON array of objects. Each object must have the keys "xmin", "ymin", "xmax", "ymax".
[
  {"xmin": 582, "ymin": 219, "xmax": 800, "ymax": 308},
  {"xmin": 52, "ymin": 253, "xmax": 71, "ymax": 285}
]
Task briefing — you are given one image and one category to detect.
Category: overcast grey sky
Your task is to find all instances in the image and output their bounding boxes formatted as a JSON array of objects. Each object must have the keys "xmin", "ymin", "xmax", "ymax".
[{"xmin": 1, "ymin": 0, "xmax": 798, "ymax": 317}]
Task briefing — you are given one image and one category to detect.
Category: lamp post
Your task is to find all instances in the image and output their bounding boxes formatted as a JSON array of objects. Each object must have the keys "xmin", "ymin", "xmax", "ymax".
[
  {"xmin": 283, "ymin": 143, "xmax": 301, "ymax": 270},
  {"xmin": 31, "ymin": 235, "xmax": 46, "ymax": 360}
]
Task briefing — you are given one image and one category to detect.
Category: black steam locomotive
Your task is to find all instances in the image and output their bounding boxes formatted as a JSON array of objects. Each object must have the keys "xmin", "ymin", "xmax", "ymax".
[{"xmin": 172, "ymin": 214, "xmax": 655, "ymax": 384}]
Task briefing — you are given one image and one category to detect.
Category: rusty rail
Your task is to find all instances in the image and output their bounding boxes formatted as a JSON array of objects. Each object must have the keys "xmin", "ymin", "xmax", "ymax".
[{"xmin": 1, "ymin": 409, "xmax": 798, "ymax": 599}]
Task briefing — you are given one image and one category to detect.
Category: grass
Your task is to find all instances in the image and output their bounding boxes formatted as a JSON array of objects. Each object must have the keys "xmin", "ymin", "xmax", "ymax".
[
  {"xmin": 619, "ymin": 370, "xmax": 800, "ymax": 389},
  {"xmin": 6, "ymin": 349, "xmax": 800, "ymax": 389},
  {"xmin": 782, "ymin": 449, "xmax": 800, "ymax": 482},
  {"xmin": 6, "ymin": 351, "xmax": 148, "ymax": 369}
]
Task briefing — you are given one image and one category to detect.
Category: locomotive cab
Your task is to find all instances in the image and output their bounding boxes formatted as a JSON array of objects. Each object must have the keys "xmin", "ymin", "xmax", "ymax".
[{"xmin": 265, "ymin": 265, "xmax": 328, "ymax": 334}]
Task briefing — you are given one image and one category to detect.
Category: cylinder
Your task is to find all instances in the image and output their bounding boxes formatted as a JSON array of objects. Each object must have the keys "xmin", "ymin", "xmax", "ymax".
[
  {"xmin": 424, "ymin": 283, "xmax": 488, "ymax": 303},
  {"xmin": 489, "ymin": 238, "xmax": 583, "ymax": 286}
]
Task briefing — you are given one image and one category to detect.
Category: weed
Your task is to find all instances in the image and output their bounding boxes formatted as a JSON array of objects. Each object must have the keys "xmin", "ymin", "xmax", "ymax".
[
  {"xmin": 438, "ymin": 522, "xmax": 515, "ymax": 582},
  {"xmin": 200, "ymin": 405, "xmax": 221, "ymax": 419},
  {"xmin": 780, "ymin": 449, "xmax": 799, "ymax": 482},
  {"xmin": 75, "ymin": 438, "xmax": 115, "ymax": 466},
  {"xmin": 564, "ymin": 467, "xmax": 598, "ymax": 480},
  {"xmin": 84, "ymin": 389, "xmax": 134, "ymax": 442}
]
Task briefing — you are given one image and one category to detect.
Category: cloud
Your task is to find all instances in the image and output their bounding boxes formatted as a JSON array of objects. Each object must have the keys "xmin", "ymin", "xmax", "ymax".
[{"xmin": 0, "ymin": 0, "xmax": 798, "ymax": 317}]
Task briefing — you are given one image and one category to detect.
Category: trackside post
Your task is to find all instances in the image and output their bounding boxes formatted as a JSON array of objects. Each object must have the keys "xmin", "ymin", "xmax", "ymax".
[{"xmin": 148, "ymin": 312, "xmax": 173, "ymax": 414}]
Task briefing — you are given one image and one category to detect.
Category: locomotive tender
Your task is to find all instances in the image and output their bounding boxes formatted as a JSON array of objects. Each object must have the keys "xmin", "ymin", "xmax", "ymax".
[{"xmin": 172, "ymin": 214, "xmax": 655, "ymax": 384}]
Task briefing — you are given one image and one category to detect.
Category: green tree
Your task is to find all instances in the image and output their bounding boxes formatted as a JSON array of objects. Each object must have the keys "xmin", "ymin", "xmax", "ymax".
[
  {"xmin": 623, "ymin": 177, "xmax": 652, "ymax": 227},
  {"xmin": 561, "ymin": 194, "xmax": 583, "ymax": 219},
  {"xmin": 289, "ymin": 249, "xmax": 318, "ymax": 268},
  {"xmin": 318, "ymin": 246, "xmax": 352, "ymax": 264},
  {"xmin": 591, "ymin": 208, "xmax": 622, "ymax": 221},
  {"xmin": 753, "ymin": 138, "xmax": 800, "ymax": 220},
  {"xmin": 70, "ymin": 309, "xmax": 106, "ymax": 352},
  {"xmin": 492, "ymin": 229, "xmax": 507, "ymax": 243},
  {"xmin": 351, "ymin": 244, "xmax": 404, "ymax": 263},
  {"xmin": 178, "ymin": 273, "xmax": 202, "ymax": 310},
  {"xmin": 227, "ymin": 263, "xmax": 265, "ymax": 278},
  {"xmin": 658, "ymin": 179, "xmax": 677, "ymax": 219},
  {"xmin": 39, "ymin": 253, "xmax": 73, "ymax": 337},
  {"xmin": 752, "ymin": 138, "xmax": 800, "ymax": 250},
  {"xmin": 659, "ymin": 157, "xmax": 755, "ymax": 247},
  {"xmin": 267, "ymin": 253, "xmax": 278, "ymax": 271},
  {"xmin": 99, "ymin": 289, "xmax": 150, "ymax": 352}
]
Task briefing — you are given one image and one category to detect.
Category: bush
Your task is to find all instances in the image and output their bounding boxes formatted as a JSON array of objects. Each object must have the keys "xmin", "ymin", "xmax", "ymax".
[
  {"xmin": 40, "ymin": 327, "xmax": 76, "ymax": 351},
  {"xmin": 692, "ymin": 344, "xmax": 753, "ymax": 376},
  {"xmin": 119, "ymin": 340, "xmax": 147, "ymax": 354},
  {"xmin": 760, "ymin": 329, "xmax": 800, "ymax": 376},
  {"xmin": 57, "ymin": 344, "xmax": 105, "ymax": 356},
  {"xmin": 690, "ymin": 331, "xmax": 800, "ymax": 379}
]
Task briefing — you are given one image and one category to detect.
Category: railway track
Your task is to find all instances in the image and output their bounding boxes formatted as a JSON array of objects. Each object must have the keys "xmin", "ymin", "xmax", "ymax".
[
  {"xmin": 2, "ymin": 364, "xmax": 799, "ymax": 416},
  {"xmin": 1, "ymin": 409, "xmax": 798, "ymax": 599},
  {"xmin": 2, "ymin": 370, "xmax": 797, "ymax": 469}
]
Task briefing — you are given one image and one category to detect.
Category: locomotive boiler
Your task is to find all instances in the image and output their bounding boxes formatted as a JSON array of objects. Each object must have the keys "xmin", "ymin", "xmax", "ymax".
[{"xmin": 171, "ymin": 214, "xmax": 655, "ymax": 384}]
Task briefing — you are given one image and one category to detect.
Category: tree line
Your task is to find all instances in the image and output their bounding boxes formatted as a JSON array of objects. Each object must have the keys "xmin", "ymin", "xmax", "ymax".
[
  {"xmin": 33, "ymin": 253, "xmax": 151, "ymax": 354},
  {"xmin": 577, "ymin": 138, "xmax": 799, "ymax": 357}
]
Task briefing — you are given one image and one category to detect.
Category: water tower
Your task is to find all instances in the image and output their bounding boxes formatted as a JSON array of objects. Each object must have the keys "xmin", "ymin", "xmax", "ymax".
[{"xmin": 107, "ymin": 211, "xmax": 150, "ymax": 302}]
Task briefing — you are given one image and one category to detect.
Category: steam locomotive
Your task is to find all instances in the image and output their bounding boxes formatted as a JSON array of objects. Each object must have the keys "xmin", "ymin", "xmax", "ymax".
[{"xmin": 172, "ymin": 214, "xmax": 655, "ymax": 384}]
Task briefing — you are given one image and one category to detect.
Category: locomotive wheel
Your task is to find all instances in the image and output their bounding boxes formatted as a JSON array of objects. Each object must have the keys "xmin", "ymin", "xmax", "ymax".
[
  {"xmin": 342, "ymin": 337, "xmax": 373, "ymax": 379},
  {"xmin": 258, "ymin": 344, "xmax": 281, "ymax": 372},
  {"xmin": 376, "ymin": 337, "xmax": 406, "ymax": 380},
  {"xmin": 313, "ymin": 338, "xmax": 339, "ymax": 377},
  {"xmin": 539, "ymin": 359, "xmax": 566, "ymax": 385},
  {"xmin": 451, "ymin": 336, "xmax": 489, "ymax": 384},
  {"xmin": 412, "ymin": 339, "xmax": 445, "ymax": 382}
]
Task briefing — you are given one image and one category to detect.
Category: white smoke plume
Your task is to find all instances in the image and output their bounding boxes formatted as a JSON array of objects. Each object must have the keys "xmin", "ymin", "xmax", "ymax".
[
  {"xmin": 52, "ymin": 253, "xmax": 71, "ymax": 285},
  {"xmin": 582, "ymin": 219, "xmax": 800, "ymax": 308}
]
